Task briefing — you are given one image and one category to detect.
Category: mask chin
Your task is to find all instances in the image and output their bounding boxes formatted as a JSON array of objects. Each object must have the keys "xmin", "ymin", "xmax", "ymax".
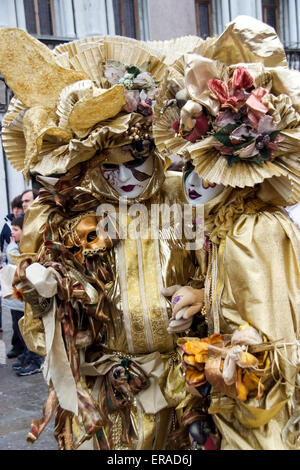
[{"xmin": 185, "ymin": 169, "xmax": 224, "ymax": 205}]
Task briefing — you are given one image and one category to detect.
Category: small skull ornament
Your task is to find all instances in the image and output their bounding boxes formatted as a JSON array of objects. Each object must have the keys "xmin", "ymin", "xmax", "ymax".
[{"xmin": 64, "ymin": 213, "xmax": 114, "ymax": 263}]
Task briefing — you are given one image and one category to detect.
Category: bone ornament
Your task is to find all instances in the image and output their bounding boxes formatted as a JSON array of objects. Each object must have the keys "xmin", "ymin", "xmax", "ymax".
[{"xmin": 180, "ymin": 100, "xmax": 203, "ymax": 133}]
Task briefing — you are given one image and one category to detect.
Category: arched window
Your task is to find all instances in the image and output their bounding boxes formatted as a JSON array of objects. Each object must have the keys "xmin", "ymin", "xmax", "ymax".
[
  {"xmin": 23, "ymin": 0, "xmax": 56, "ymax": 36},
  {"xmin": 262, "ymin": 0, "xmax": 279, "ymax": 33},
  {"xmin": 195, "ymin": 0, "xmax": 213, "ymax": 39}
]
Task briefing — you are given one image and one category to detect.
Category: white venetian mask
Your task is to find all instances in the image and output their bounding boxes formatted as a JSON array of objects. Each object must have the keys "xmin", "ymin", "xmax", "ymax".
[
  {"xmin": 184, "ymin": 166, "xmax": 224, "ymax": 204},
  {"xmin": 101, "ymin": 155, "xmax": 154, "ymax": 198}
]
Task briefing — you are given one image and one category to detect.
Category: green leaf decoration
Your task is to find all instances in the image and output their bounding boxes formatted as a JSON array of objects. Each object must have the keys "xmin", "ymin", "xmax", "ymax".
[
  {"xmin": 121, "ymin": 358, "xmax": 131, "ymax": 369},
  {"xmin": 223, "ymin": 151, "xmax": 269, "ymax": 168},
  {"xmin": 269, "ymin": 131, "xmax": 281, "ymax": 142},
  {"xmin": 260, "ymin": 147, "xmax": 270, "ymax": 161},
  {"xmin": 248, "ymin": 156, "xmax": 265, "ymax": 166},
  {"xmin": 214, "ymin": 123, "xmax": 237, "ymax": 147},
  {"xmin": 214, "ymin": 133, "xmax": 232, "ymax": 147},
  {"xmin": 233, "ymin": 137, "xmax": 255, "ymax": 151},
  {"xmin": 224, "ymin": 155, "xmax": 240, "ymax": 167},
  {"xmin": 126, "ymin": 65, "xmax": 141, "ymax": 77}
]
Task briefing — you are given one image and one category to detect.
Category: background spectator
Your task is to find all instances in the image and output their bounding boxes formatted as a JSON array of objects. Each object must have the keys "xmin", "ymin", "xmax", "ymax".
[
  {"xmin": 21, "ymin": 189, "xmax": 38, "ymax": 212},
  {"xmin": 3, "ymin": 215, "xmax": 43, "ymax": 375},
  {"xmin": 4, "ymin": 215, "xmax": 26, "ymax": 358},
  {"xmin": 0, "ymin": 195, "xmax": 23, "ymax": 264},
  {"xmin": 0, "ymin": 195, "xmax": 23, "ymax": 333}
]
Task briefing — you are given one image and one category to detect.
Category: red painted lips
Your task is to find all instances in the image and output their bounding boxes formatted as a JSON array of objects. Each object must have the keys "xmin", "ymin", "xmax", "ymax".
[
  {"xmin": 188, "ymin": 189, "xmax": 201, "ymax": 200},
  {"xmin": 121, "ymin": 185, "xmax": 136, "ymax": 192}
]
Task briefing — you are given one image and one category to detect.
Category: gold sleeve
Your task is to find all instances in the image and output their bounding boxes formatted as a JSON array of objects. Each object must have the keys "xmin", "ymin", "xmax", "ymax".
[
  {"xmin": 19, "ymin": 199, "xmax": 51, "ymax": 255},
  {"xmin": 223, "ymin": 208, "xmax": 300, "ymax": 345},
  {"xmin": 210, "ymin": 208, "xmax": 300, "ymax": 450},
  {"xmin": 18, "ymin": 199, "xmax": 50, "ymax": 355}
]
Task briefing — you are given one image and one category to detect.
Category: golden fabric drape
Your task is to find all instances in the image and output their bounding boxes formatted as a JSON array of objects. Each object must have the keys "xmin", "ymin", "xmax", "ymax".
[{"xmin": 201, "ymin": 192, "xmax": 300, "ymax": 449}]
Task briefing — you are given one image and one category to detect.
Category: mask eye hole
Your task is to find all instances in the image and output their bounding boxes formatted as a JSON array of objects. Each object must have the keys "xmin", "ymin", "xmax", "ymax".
[
  {"xmin": 87, "ymin": 231, "xmax": 97, "ymax": 242},
  {"xmin": 102, "ymin": 164, "xmax": 118, "ymax": 171},
  {"xmin": 70, "ymin": 246, "xmax": 80, "ymax": 254},
  {"xmin": 124, "ymin": 158, "xmax": 146, "ymax": 169}
]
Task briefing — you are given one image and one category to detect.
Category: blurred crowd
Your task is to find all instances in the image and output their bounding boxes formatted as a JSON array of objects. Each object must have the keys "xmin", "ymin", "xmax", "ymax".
[{"xmin": 0, "ymin": 189, "xmax": 43, "ymax": 376}]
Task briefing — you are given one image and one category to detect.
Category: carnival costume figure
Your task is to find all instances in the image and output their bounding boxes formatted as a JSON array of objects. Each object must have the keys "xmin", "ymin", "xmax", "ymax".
[
  {"xmin": 153, "ymin": 16, "xmax": 300, "ymax": 450},
  {"xmin": 0, "ymin": 29, "xmax": 212, "ymax": 450}
]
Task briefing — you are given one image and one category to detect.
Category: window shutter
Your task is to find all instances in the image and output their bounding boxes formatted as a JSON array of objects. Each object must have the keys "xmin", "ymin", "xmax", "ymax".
[
  {"xmin": 38, "ymin": 0, "xmax": 53, "ymax": 35},
  {"xmin": 195, "ymin": 0, "xmax": 213, "ymax": 39},
  {"xmin": 24, "ymin": 0, "xmax": 37, "ymax": 34},
  {"xmin": 113, "ymin": 0, "xmax": 139, "ymax": 38},
  {"xmin": 23, "ymin": 0, "xmax": 55, "ymax": 36},
  {"xmin": 262, "ymin": 0, "xmax": 279, "ymax": 33}
]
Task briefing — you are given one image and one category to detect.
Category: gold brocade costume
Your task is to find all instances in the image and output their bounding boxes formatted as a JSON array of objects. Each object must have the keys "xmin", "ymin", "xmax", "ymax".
[
  {"xmin": 0, "ymin": 30, "xmax": 208, "ymax": 449},
  {"xmin": 150, "ymin": 15, "xmax": 300, "ymax": 450},
  {"xmin": 18, "ymin": 164, "xmax": 202, "ymax": 450},
  {"xmin": 185, "ymin": 185, "xmax": 300, "ymax": 450},
  {"xmin": 2, "ymin": 17, "xmax": 300, "ymax": 451}
]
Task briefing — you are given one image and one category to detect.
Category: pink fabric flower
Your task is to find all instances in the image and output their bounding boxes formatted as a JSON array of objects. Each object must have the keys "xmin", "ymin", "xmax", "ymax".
[
  {"xmin": 257, "ymin": 115, "xmax": 276, "ymax": 135},
  {"xmin": 251, "ymin": 87, "xmax": 269, "ymax": 101},
  {"xmin": 215, "ymin": 109, "xmax": 236, "ymax": 127},
  {"xmin": 172, "ymin": 120, "xmax": 180, "ymax": 133},
  {"xmin": 208, "ymin": 78, "xmax": 229, "ymax": 105},
  {"xmin": 267, "ymin": 134, "xmax": 283, "ymax": 152},
  {"xmin": 246, "ymin": 94, "xmax": 268, "ymax": 130},
  {"xmin": 123, "ymin": 89, "xmax": 140, "ymax": 112},
  {"xmin": 234, "ymin": 141, "xmax": 259, "ymax": 159},
  {"xmin": 232, "ymin": 67, "xmax": 254, "ymax": 91},
  {"xmin": 213, "ymin": 142, "xmax": 234, "ymax": 155},
  {"xmin": 208, "ymin": 67, "xmax": 254, "ymax": 112},
  {"xmin": 137, "ymin": 98, "xmax": 153, "ymax": 116},
  {"xmin": 229, "ymin": 124, "xmax": 256, "ymax": 145}
]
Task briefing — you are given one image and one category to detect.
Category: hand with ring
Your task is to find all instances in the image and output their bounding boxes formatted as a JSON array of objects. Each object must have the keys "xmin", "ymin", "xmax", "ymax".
[{"xmin": 161, "ymin": 285, "xmax": 204, "ymax": 334}]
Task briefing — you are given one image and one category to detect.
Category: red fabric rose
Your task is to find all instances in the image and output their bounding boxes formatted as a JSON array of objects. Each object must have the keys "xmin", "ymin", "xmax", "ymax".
[
  {"xmin": 233, "ymin": 67, "xmax": 253, "ymax": 91},
  {"xmin": 172, "ymin": 114, "xmax": 209, "ymax": 143}
]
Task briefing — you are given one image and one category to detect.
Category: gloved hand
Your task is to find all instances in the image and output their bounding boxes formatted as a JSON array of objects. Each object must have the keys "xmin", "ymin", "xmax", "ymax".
[{"xmin": 161, "ymin": 285, "xmax": 204, "ymax": 334}]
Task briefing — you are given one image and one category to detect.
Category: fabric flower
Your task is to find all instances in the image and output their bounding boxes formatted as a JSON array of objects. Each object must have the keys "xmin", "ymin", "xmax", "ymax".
[
  {"xmin": 119, "ymin": 72, "xmax": 135, "ymax": 89},
  {"xmin": 172, "ymin": 114, "xmax": 209, "ymax": 143},
  {"xmin": 215, "ymin": 109, "xmax": 237, "ymax": 128},
  {"xmin": 123, "ymin": 89, "xmax": 140, "ymax": 113},
  {"xmin": 208, "ymin": 67, "xmax": 254, "ymax": 112},
  {"xmin": 137, "ymin": 98, "xmax": 153, "ymax": 117},
  {"xmin": 133, "ymin": 72, "xmax": 156, "ymax": 90},
  {"xmin": 246, "ymin": 92, "xmax": 269, "ymax": 130},
  {"xmin": 105, "ymin": 61, "xmax": 127, "ymax": 85}
]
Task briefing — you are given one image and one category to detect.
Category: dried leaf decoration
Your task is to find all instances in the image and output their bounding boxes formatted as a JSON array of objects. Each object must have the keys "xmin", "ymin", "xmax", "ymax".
[{"xmin": 179, "ymin": 329, "xmax": 269, "ymax": 402}]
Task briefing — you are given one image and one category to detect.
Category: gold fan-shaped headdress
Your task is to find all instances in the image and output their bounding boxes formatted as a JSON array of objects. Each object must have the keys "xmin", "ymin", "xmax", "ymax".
[
  {"xmin": 145, "ymin": 35, "xmax": 210, "ymax": 66},
  {"xmin": 152, "ymin": 16, "xmax": 300, "ymax": 205},
  {"xmin": 0, "ymin": 29, "xmax": 167, "ymax": 180}
]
